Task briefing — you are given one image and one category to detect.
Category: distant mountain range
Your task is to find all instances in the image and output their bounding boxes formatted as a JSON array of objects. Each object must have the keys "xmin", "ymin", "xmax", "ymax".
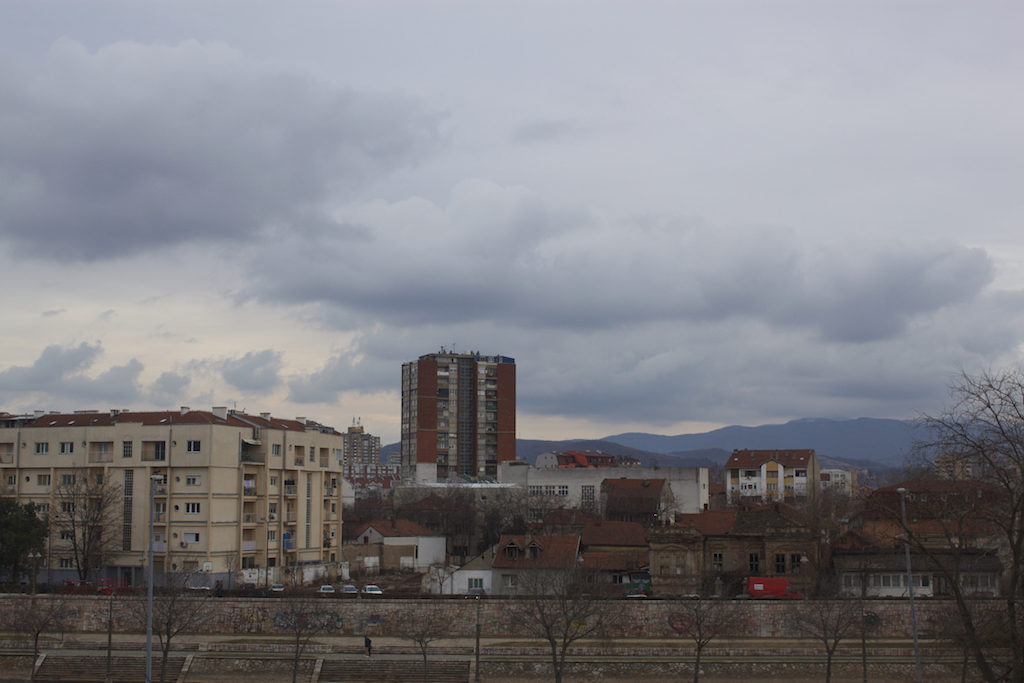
[{"xmin": 382, "ymin": 417, "xmax": 924, "ymax": 474}]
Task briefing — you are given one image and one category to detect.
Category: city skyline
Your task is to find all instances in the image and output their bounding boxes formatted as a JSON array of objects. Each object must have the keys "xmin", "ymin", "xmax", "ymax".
[{"xmin": 2, "ymin": 2, "xmax": 1023, "ymax": 447}]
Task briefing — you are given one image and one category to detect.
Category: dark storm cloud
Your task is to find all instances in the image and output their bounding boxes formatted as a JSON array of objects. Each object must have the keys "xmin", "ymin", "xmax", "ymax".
[
  {"xmin": 243, "ymin": 184, "xmax": 995, "ymax": 345},
  {"xmin": 0, "ymin": 39, "xmax": 441, "ymax": 261},
  {"xmin": 219, "ymin": 350, "xmax": 283, "ymax": 393}
]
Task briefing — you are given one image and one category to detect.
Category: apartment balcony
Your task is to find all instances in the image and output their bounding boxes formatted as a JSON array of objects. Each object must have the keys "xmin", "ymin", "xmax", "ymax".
[
  {"xmin": 0, "ymin": 451, "xmax": 13, "ymax": 464},
  {"xmin": 283, "ymin": 485, "xmax": 297, "ymax": 497},
  {"xmin": 87, "ymin": 453, "xmax": 112, "ymax": 464},
  {"xmin": 242, "ymin": 540, "xmax": 258, "ymax": 552},
  {"xmin": 243, "ymin": 513, "xmax": 258, "ymax": 525},
  {"xmin": 154, "ymin": 512, "xmax": 166, "ymax": 524},
  {"xmin": 153, "ymin": 484, "xmax": 168, "ymax": 496},
  {"xmin": 293, "ymin": 458, "xmax": 305, "ymax": 467},
  {"xmin": 240, "ymin": 452, "xmax": 265, "ymax": 464},
  {"xmin": 243, "ymin": 488, "xmax": 259, "ymax": 497},
  {"xmin": 283, "ymin": 539, "xmax": 296, "ymax": 550},
  {"xmin": 152, "ymin": 542, "xmax": 167, "ymax": 553},
  {"xmin": 324, "ymin": 488, "xmax": 337, "ymax": 498},
  {"xmin": 284, "ymin": 513, "xmax": 297, "ymax": 524}
]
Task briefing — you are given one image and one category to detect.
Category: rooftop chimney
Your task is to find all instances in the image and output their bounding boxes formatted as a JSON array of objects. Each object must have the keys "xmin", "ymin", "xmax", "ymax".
[
  {"xmin": 180, "ymin": 406, "xmax": 190, "ymax": 415},
  {"xmin": 212, "ymin": 406, "xmax": 228, "ymax": 420}
]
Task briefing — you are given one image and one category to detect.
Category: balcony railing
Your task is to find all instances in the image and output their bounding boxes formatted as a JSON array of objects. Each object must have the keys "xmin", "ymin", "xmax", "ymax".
[
  {"xmin": 283, "ymin": 485, "xmax": 297, "ymax": 497},
  {"xmin": 283, "ymin": 539, "xmax": 296, "ymax": 550},
  {"xmin": 324, "ymin": 488, "xmax": 336, "ymax": 498},
  {"xmin": 285, "ymin": 514, "xmax": 297, "ymax": 523},
  {"xmin": 243, "ymin": 514, "xmax": 258, "ymax": 524},
  {"xmin": 242, "ymin": 540, "xmax": 258, "ymax": 551},
  {"xmin": 243, "ymin": 488, "xmax": 258, "ymax": 497}
]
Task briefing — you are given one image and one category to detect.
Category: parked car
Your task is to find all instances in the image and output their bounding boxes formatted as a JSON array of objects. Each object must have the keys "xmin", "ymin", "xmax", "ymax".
[
  {"xmin": 269, "ymin": 583, "xmax": 285, "ymax": 593},
  {"xmin": 341, "ymin": 584, "xmax": 359, "ymax": 596},
  {"xmin": 317, "ymin": 584, "xmax": 336, "ymax": 594},
  {"xmin": 361, "ymin": 584, "xmax": 383, "ymax": 596}
]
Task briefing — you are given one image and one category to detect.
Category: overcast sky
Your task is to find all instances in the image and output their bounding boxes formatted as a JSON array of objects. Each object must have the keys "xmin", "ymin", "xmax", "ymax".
[{"xmin": 2, "ymin": 1, "xmax": 1023, "ymax": 445}]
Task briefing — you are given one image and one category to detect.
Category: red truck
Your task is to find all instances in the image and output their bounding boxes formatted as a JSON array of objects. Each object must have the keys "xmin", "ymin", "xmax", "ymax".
[{"xmin": 745, "ymin": 577, "xmax": 803, "ymax": 599}]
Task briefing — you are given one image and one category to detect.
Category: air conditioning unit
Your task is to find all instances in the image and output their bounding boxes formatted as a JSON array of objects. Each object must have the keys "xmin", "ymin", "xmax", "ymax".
[
  {"xmin": 268, "ymin": 513, "xmax": 277, "ymax": 521},
  {"xmin": 180, "ymin": 541, "xmax": 189, "ymax": 548}
]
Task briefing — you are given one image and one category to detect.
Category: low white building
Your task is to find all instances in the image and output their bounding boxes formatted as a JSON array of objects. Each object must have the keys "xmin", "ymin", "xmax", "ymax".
[
  {"xmin": 498, "ymin": 459, "xmax": 709, "ymax": 517},
  {"xmin": 346, "ymin": 519, "xmax": 446, "ymax": 571}
]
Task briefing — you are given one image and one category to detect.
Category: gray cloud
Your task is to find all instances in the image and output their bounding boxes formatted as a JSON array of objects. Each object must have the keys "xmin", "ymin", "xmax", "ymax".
[
  {"xmin": 511, "ymin": 118, "xmax": 584, "ymax": 145},
  {"xmin": 219, "ymin": 350, "xmax": 283, "ymax": 393},
  {"xmin": 0, "ymin": 343, "xmax": 143, "ymax": 405},
  {"xmin": 0, "ymin": 39, "xmax": 442, "ymax": 262},
  {"xmin": 243, "ymin": 184, "xmax": 995, "ymax": 346}
]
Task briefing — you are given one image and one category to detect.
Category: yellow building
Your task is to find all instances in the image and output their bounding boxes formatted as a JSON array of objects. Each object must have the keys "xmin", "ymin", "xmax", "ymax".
[
  {"xmin": 725, "ymin": 449, "xmax": 820, "ymax": 505},
  {"xmin": 0, "ymin": 407, "xmax": 344, "ymax": 588}
]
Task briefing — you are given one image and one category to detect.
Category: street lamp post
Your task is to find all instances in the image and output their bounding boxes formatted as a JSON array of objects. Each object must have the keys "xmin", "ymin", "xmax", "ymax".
[
  {"xmin": 474, "ymin": 595, "xmax": 482, "ymax": 683},
  {"xmin": 146, "ymin": 474, "xmax": 162, "ymax": 683},
  {"xmin": 27, "ymin": 551, "xmax": 42, "ymax": 594},
  {"xmin": 897, "ymin": 487, "xmax": 922, "ymax": 683}
]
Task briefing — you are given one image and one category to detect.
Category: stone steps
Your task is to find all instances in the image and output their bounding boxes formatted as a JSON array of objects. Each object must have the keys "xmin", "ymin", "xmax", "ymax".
[
  {"xmin": 317, "ymin": 659, "xmax": 470, "ymax": 682},
  {"xmin": 33, "ymin": 654, "xmax": 186, "ymax": 682}
]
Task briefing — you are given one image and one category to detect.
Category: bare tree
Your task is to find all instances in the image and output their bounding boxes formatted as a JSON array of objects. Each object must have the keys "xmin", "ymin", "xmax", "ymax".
[
  {"xmin": 788, "ymin": 599, "xmax": 860, "ymax": 683},
  {"xmin": 2, "ymin": 595, "xmax": 69, "ymax": 682},
  {"xmin": 668, "ymin": 598, "xmax": 743, "ymax": 683},
  {"xmin": 912, "ymin": 369, "xmax": 1024, "ymax": 682},
  {"xmin": 130, "ymin": 571, "xmax": 212, "ymax": 683},
  {"xmin": 52, "ymin": 468, "xmax": 122, "ymax": 580},
  {"xmin": 516, "ymin": 567, "xmax": 607, "ymax": 683},
  {"xmin": 272, "ymin": 592, "xmax": 342, "ymax": 683},
  {"xmin": 393, "ymin": 608, "xmax": 452, "ymax": 683}
]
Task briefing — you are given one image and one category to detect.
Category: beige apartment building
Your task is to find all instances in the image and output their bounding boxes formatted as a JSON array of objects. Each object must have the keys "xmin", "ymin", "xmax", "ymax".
[{"xmin": 0, "ymin": 407, "xmax": 344, "ymax": 588}]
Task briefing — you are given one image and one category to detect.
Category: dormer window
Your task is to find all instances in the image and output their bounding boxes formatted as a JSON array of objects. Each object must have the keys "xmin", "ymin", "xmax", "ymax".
[
  {"xmin": 527, "ymin": 542, "xmax": 543, "ymax": 559},
  {"xmin": 504, "ymin": 543, "xmax": 521, "ymax": 560}
]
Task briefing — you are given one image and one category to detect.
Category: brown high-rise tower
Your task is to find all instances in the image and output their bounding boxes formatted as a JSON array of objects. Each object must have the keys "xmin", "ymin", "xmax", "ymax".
[{"xmin": 401, "ymin": 351, "xmax": 516, "ymax": 482}]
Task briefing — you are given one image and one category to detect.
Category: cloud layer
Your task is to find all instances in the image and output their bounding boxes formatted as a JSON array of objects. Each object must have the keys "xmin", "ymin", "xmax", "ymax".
[{"xmin": 2, "ymin": 4, "xmax": 1023, "ymax": 445}]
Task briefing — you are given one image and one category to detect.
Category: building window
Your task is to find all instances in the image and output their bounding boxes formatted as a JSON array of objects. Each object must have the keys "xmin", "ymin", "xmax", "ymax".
[
  {"xmin": 272, "ymin": 444, "xmax": 281, "ymax": 457},
  {"xmin": 502, "ymin": 574, "xmax": 518, "ymax": 588},
  {"xmin": 60, "ymin": 530, "xmax": 74, "ymax": 541},
  {"xmin": 184, "ymin": 532, "xmax": 200, "ymax": 543},
  {"xmin": 60, "ymin": 442, "xmax": 74, "ymax": 454},
  {"xmin": 528, "ymin": 486, "xmax": 541, "ymax": 496},
  {"xmin": 712, "ymin": 552, "xmax": 723, "ymax": 572},
  {"xmin": 581, "ymin": 485, "xmax": 595, "ymax": 509},
  {"xmin": 468, "ymin": 577, "xmax": 483, "ymax": 590},
  {"xmin": 61, "ymin": 502, "xmax": 75, "ymax": 515},
  {"xmin": 558, "ymin": 485, "xmax": 569, "ymax": 497},
  {"xmin": 5, "ymin": 474, "xmax": 13, "ymax": 486},
  {"xmin": 122, "ymin": 441, "xmax": 133, "ymax": 458},
  {"xmin": 775, "ymin": 553, "xmax": 786, "ymax": 574},
  {"xmin": 95, "ymin": 473, "xmax": 104, "ymax": 485},
  {"xmin": 60, "ymin": 473, "xmax": 76, "ymax": 486},
  {"xmin": 791, "ymin": 554, "xmax": 803, "ymax": 574},
  {"xmin": 270, "ymin": 476, "xmax": 278, "ymax": 487},
  {"xmin": 185, "ymin": 475, "xmax": 201, "ymax": 486},
  {"xmin": 186, "ymin": 440, "xmax": 201, "ymax": 452},
  {"xmin": 37, "ymin": 474, "xmax": 51, "ymax": 486},
  {"xmin": 35, "ymin": 442, "xmax": 49, "ymax": 455},
  {"xmin": 59, "ymin": 558, "xmax": 74, "ymax": 569},
  {"xmin": 543, "ymin": 485, "xmax": 556, "ymax": 496},
  {"xmin": 749, "ymin": 553, "xmax": 760, "ymax": 574},
  {"xmin": 185, "ymin": 502, "xmax": 201, "ymax": 514}
]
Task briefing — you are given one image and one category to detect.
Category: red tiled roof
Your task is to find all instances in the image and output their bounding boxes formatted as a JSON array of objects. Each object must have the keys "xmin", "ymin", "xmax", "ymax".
[
  {"xmin": 580, "ymin": 550, "xmax": 648, "ymax": 572},
  {"xmin": 23, "ymin": 409, "xmax": 328, "ymax": 432},
  {"xmin": 675, "ymin": 509, "xmax": 738, "ymax": 536},
  {"xmin": 725, "ymin": 449, "xmax": 816, "ymax": 469},
  {"xmin": 351, "ymin": 519, "xmax": 441, "ymax": 538},
  {"xmin": 491, "ymin": 534, "xmax": 580, "ymax": 569},
  {"xmin": 580, "ymin": 521, "xmax": 648, "ymax": 548}
]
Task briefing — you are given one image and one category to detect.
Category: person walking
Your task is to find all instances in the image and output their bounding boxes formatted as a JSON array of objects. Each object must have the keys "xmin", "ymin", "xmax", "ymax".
[{"xmin": 364, "ymin": 635, "xmax": 372, "ymax": 658}]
